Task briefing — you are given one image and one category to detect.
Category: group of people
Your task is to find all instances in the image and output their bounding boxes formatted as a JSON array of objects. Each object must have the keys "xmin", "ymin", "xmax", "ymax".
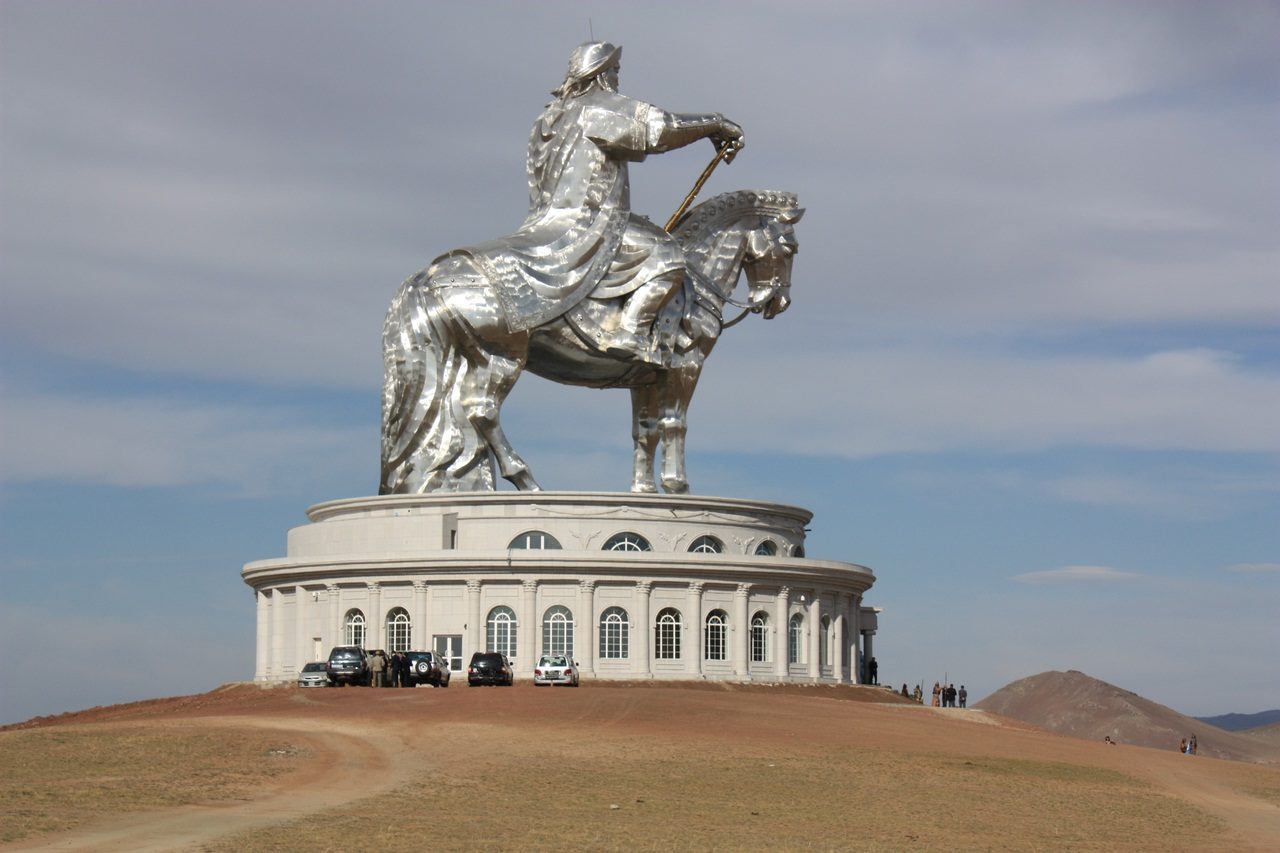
[
  {"xmin": 368, "ymin": 650, "xmax": 414, "ymax": 688},
  {"xmin": 1179, "ymin": 734, "xmax": 1198, "ymax": 755},
  {"xmin": 930, "ymin": 682, "xmax": 966, "ymax": 708},
  {"xmin": 897, "ymin": 682, "xmax": 967, "ymax": 707}
]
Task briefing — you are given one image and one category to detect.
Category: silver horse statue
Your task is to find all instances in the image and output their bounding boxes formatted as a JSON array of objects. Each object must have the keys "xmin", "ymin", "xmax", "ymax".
[
  {"xmin": 380, "ymin": 41, "xmax": 800, "ymax": 494},
  {"xmin": 381, "ymin": 190, "xmax": 801, "ymax": 494}
]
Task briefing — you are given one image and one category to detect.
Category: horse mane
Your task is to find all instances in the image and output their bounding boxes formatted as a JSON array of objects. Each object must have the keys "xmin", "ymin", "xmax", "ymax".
[{"xmin": 670, "ymin": 190, "xmax": 800, "ymax": 249}]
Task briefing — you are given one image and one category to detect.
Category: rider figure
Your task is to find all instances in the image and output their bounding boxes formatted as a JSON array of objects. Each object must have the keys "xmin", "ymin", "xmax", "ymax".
[{"xmin": 456, "ymin": 42, "xmax": 743, "ymax": 364}]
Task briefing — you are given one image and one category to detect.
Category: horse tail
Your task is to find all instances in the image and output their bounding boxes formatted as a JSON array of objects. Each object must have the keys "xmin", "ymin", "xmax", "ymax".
[{"xmin": 380, "ymin": 271, "xmax": 495, "ymax": 493}]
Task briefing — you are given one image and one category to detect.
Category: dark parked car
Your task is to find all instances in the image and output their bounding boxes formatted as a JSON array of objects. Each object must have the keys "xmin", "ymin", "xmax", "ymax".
[
  {"xmin": 326, "ymin": 645, "xmax": 370, "ymax": 686},
  {"xmin": 405, "ymin": 651, "xmax": 451, "ymax": 687},
  {"xmin": 467, "ymin": 651, "xmax": 514, "ymax": 686}
]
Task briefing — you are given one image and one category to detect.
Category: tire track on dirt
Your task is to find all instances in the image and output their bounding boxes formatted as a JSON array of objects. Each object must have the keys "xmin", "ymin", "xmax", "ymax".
[{"xmin": 2, "ymin": 716, "xmax": 420, "ymax": 853}]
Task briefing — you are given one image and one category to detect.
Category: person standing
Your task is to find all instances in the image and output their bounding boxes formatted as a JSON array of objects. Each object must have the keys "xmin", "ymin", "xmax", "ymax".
[
  {"xmin": 868, "ymin": 657, "xmax": 878, "ymax": 685},
  {"xmin": 370, "ymin": 651, "xmax": 386, "ymax": 688},
  {"xmin": 958, "ymin": 685, "xmax": 968, "ymax": 708},
  {"xmin": 932, "ymin": 682, "xmax": 942, "ymax": 707}
]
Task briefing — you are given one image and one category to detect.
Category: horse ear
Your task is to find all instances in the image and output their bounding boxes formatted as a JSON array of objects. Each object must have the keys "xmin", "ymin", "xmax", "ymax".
[{"xmin": 780, "ymin": 207, "xmax": 805, "ymax": 225}]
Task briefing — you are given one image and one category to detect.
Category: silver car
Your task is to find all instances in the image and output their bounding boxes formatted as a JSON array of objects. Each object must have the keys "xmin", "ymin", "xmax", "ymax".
[
  {"xmin": 297, "ymin": 661, "xmax": 330, "ymax": 688},
  {"xmin": 533, "ymin": 654, "xmax": 580, "ymax": 687}
]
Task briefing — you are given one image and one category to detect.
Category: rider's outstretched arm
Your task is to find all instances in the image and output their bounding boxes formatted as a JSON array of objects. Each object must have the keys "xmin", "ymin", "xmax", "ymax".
[{"xmin": 648, "ymin": 110, "xmax": 744, "ymax": 153}]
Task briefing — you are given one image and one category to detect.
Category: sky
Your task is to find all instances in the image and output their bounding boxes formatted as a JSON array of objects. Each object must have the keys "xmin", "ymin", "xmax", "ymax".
[{"xmin": 1, "ymin": 0, "xmax": 1277, "ymax": 725}]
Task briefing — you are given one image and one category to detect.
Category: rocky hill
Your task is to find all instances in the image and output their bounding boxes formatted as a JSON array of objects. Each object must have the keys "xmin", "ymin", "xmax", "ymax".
[
  {"xmin": 1195, "ymin": 709, "xmax": 1280, "ymax": 731},
  {"xmin": 975, "ymin": 670, "xmax": 1280, "ymax": 764},
  {"xmin": 1239, "ymin": 721, "xmax": 1280, "ymax": 746}
]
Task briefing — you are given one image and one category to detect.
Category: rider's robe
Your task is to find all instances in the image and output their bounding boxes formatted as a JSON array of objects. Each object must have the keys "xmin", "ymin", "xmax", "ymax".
[{"xmin": 440, "ymin": 88, "xmax": 682, "ymax": 332}]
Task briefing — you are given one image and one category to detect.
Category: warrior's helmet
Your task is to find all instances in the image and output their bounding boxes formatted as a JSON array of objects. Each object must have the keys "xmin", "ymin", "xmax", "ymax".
[{"xmin": 565, "ymin": 41, "xmax": 621, "ymax": 84}]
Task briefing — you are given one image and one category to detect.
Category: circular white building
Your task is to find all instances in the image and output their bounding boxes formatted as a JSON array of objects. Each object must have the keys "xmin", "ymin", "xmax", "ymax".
[{"xmin": 242, "ymin": 492, "xmax": 878, "ymax": 683}]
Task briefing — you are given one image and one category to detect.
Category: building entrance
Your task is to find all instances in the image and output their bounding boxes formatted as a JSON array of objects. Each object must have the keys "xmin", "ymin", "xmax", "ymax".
[{"xmin": 434, "ymin": 634, "xmax": 463, "ymax": 671}]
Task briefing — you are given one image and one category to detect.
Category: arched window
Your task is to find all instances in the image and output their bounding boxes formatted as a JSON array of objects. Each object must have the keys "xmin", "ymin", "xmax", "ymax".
[
  {"xmin": 509, "ymin": 531, "xmax": 561, "ymax": 549},
  {"xmin": 603, "ymin": 532, "xmax": 651, "ymax": 552},
  {"xmin": 386, "ymin": 607, "xmax": 411, "ymax": 652},
  {"xmin": 344, "ymin": 609, "xmax": 366, "ymax": 647},
  {"xmin": 600, "ymin": 607, "xmax": 630, "ymax": 659},
  {"xmin": 486, "ymin": 605, "xmax": 517, "ymax": 659},
  {"xmin": 542, "ymin": 605, "xmax": 574, "ymax": 658},
  {"xmin": 704, "ymin": 610, "xmax": 728, "ymax": 661},
  {"xmin": 754, "ymin": 540, "xmax": 777, "ymax": 556},
  {"xmin": 788, "ymin": 613, "xmax": 804, "ymax": 665},
  {"xmin": 792, "ymin": 544, "xmax": 805, "ymax": 558},
  {"xmin": 751, "ymin": 612, "xmax": 769, "ymax": 663},
  {"xmin": 655, "ymin": 608, "xmax": 682, "ymax": 660},
  {"xmin": 689, "ymin": 535, "xmax": 723, "ymax": 554},
  {"xmin": 819, "ymin": 615, "xmax": 831, "ymax": 668}
]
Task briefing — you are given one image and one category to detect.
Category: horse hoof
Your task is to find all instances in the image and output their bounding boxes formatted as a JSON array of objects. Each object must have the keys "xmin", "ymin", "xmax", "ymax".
[{"xmin": 631, "ymin": 482, "xmax": 658, "ymax": 494}]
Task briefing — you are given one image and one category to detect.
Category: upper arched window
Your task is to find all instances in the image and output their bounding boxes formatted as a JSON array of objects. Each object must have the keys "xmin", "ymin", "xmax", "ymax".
[
  {"xmin": 386, "ymin": 607, "xmax": 411, "ymax": 652},
  {"xmin": 655, "ymin": 607, "xmax": 682, "ymax": 660},
  {"xmin": 704, "ymin": 610, "xmax": 728, "ymax": 661},
  {"xmin": 542, "ymin": 605, "xmax": 574, "ymax": 658},
  {"xmin": 754, "ymin": 540, "xmax": 777, "ymax": 556},
  {"xmin": 689, "ymin": 535, "xmax": 723, "ymax": 554},
  {"xmin": 344, "ymin": 609, "xmax": 366, "ymax": 648},
  {"xmin": 486, "ymin": 605, "xmax": 517, "ymax": 659},
  {"xmin": 750, "ymin": 611, "xmax": 769, "ymax": 663},
  {"xmin": 600, "ymin": 606, "xmax": 630, "ymax": 660},
  {"xmin": 509, "ymin": 531, "xmax": 562, "ymax": 549},
  {"xmin": 603, "ymin": 532, "xmax": 651, "ymax": 552},
  {"xmin": 792, "ymin": 544, "xmax": 805, "ymax": 558}
]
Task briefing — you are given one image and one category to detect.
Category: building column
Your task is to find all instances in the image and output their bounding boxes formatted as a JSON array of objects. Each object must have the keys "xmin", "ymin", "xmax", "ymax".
[
  {"xmin": 269, "ymin": 587, "xmax": 285, "ymax": 679},
  {"xmin": 412, "ymin": 581, "xmax": 429, "ymax": 650},
  {"xmin": 686, "ymin": 582, "xmax": 703, "ymax": 678},
  {"xmin": 255, "ymin": 589, "xmax": 269, "ymax": 681},
  {"xmin": 366, "ymin": 582, "xmax": 382, "ymax": 650},
  {"xmin": 774, "ymin": 586, "xmax": 789, "ymax": 680},
  {"xmin": 807, "ymin": 593, "xmax": 821, "ymax": 681},
  {"xmin": 634, "ymin": 581, "xmax": 651, "ymax": 678},
  {"xmin": 294, "ymin": 585, "xmax": 309, "ymax": 670},
  {"xmin": 520, "ymin": 580, "xmax": 537, "ymax": 673},
  {"xmin": 850, "ymin": 593, "xmax": 862, "ymax": 683},
  {"xmin": 577, "ymin": 581, "xmax": 595, "ymax": 675},
  {"xmin": 733, "ymin": 583, "xmax": 750, "ymax": 678},
  {"xmin": 466, "ymin": 580, "xmax": 481, "ymax": 659},
  {"xmin": 833, "ymin": 596, "xmax": 846, "ymax": 684},
  {"xmin": 328, "ymin": 584, "xmax": 341, "ymax": 648}
]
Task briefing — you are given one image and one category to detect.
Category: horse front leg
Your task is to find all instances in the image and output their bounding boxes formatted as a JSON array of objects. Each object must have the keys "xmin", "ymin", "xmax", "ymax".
[
  {"xmin": 658, "ymin": 365, "xmax": 698, "ymax": 495},
  {"xmin": 461, "ymin": 343, "xmax": 541, "ymax": 491},
  {"xmin": 630, "ymin": 386, "xmax": 660, "ymax": 493}
]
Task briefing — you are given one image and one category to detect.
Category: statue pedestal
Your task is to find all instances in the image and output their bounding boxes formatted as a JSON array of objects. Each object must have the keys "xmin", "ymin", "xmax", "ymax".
[{"xmin": 242, "ymin": 492, "xmax": 875, "ymax": 684}]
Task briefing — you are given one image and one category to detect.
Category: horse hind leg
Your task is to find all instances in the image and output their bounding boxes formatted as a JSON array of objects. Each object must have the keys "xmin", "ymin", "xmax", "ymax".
[{"xmin": 460, "ymin": 347, "xmax": 541, "ymax": 491}]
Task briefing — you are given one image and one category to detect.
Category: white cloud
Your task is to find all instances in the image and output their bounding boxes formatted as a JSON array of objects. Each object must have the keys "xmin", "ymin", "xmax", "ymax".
[
  {"xmin": 1224, "ymin": 563, "xmax": 1280, "ymax": 574},
  {"xmin": 1010, "ymin": 565, "xmax": 1145, "ymax": 585},
  {"xmin": 0, "ymin": 384, "xmax": 369, "ymax": 494}
]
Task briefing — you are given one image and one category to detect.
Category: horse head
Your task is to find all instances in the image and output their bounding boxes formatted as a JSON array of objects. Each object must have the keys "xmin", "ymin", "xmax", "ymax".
[{"xmin": 742, "ymin": 202, "xmax": 803, "ymax": 319}]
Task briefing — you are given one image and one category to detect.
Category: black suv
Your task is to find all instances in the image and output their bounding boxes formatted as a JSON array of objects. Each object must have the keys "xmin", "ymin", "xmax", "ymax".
[
  {"xmin": 405, "ymin": 651, "xmax": 451, "ymax": 687},
  {"xmin": 467, "ymin": 652, "xmax": 514, "ymax": 686},
  {"xmin": 326, "ymin": 645, "xmax": 370, "ymax": 686}
]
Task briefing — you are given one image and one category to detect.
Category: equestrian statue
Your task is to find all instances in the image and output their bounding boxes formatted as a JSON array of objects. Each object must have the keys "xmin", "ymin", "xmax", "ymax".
[{"xmin": 380, "ymin": 41, "xmax": 802, "ymax": 494}]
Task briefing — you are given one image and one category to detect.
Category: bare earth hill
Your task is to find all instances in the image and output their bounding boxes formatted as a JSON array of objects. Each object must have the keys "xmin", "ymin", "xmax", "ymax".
[
  {"xmin": 1241, "ymin": 721, "xmax": 1280, "ymax": 747},
  {"xmin": 3, "ymin": 681, "xmax": 1279, "ymax": 851},
  {"xmin": 976, "ymin": 670, "xmax": 1280, "ymax": 764}
]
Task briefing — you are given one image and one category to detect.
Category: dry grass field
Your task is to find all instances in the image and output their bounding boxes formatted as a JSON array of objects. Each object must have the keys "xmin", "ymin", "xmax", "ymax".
[{"xmin": 2, "ymin": 682, "xmax": 1277, "ymax": 851}]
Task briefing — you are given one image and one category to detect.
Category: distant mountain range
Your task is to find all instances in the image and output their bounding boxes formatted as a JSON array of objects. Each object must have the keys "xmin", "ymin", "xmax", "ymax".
[
  {"xmin": 976, "ymin": 670, "xmax": 1280, "ymax": 764},
  {"xmin": 1194, "ymin": 710, "xmax": 1280, "ymax": 731}
]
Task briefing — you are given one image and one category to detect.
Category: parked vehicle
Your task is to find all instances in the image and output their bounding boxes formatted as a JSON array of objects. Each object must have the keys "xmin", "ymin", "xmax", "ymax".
[
  {"xmin": 467, "ymin": 651, "xmax": 514, "ymax": 686},
  {"xmin": 405, "ymin": 651, "xmax": 451, "ymax": 687},
  {"xmin": 326, "ymin": 645, "xmax": 370, "ymax": 686},
  {"xmin": 533, "ymin": 654, "xmax": 580, "ymax": 687},
  {"xmin": 297, "ymin": 661, "xmax": 331, "ymax": 688}
]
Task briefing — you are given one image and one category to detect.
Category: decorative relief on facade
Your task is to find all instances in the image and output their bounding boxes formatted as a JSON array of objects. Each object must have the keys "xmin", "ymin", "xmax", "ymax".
[{"xmin": 567, "ymin": 528, "xmax": 602, "ymax": 549}]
